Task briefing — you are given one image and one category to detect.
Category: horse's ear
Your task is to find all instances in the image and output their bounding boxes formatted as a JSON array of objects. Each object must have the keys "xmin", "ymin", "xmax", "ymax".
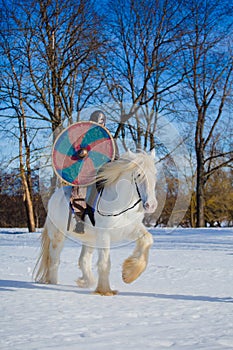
[{"xmin": 150, "ymin": 148, "xmax": 155, "ymax": 159}]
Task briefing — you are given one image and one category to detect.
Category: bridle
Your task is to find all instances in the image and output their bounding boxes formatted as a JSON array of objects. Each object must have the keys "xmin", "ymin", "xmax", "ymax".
[{"xmin": 96, "ymin": 173, "xmax": 143, "ymax": 217}]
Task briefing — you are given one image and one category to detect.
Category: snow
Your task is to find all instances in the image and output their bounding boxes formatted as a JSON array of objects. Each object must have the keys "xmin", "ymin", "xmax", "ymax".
[{"xmin": 1, "ymin": 227, "xmax": 233, "ymax": 350}]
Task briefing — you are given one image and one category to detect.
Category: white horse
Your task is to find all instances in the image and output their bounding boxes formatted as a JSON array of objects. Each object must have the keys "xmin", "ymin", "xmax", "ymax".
[{"xmin": 34, "ymin": 150, "xmax": 157, "ymax": 295}]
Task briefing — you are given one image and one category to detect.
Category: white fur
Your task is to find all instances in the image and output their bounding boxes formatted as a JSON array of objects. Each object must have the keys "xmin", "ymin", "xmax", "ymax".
[{"xmin": 34, "ymin": 150, "xmax": 157, "ymax": 295}]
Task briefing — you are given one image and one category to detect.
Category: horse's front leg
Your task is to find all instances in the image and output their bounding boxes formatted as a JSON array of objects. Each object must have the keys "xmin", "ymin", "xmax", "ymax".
[
  {"xmin": 77, "ymin": 244, "xmax": 96, "ymax": 288},
  {"xmin": 122, "ymin": 227, "xmax": 153, "ymax": 284},
  {"xmin": 95, "ymin": 234, "xmax": 117, "ymax": 296},
  {"xmin": 95, "ymin": 248, "xmax": 117, "ymax": 296}
]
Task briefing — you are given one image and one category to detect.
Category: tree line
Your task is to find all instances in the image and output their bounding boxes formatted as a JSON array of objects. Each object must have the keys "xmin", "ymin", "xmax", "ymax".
[
  {"xmin": 0, "ymin": 167, "xmax": 232, "ymax": 228},
  {"xmin": 0, "ymin": 0, "xmax": 232, "ymax": 230}
]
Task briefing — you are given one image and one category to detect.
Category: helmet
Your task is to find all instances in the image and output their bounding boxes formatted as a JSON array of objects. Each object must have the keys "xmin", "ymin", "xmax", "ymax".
[{"xmin": 89, "ymin": 110, "xmax": 106, "ymax": 126}]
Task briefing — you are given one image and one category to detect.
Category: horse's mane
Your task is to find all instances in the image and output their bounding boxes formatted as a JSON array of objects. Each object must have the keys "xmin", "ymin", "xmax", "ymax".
[{"xmin": 96, "ymin": 151, "xmax": 152, "ymax": 187}]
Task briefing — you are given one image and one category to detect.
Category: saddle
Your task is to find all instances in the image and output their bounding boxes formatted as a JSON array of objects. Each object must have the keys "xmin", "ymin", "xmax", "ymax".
[{"xmin": 69, "ymin": 181, "xmax": 105, "ymax": 231}]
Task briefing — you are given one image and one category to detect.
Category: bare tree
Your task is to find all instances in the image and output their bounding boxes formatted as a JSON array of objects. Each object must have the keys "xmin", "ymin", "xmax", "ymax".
[
  {"xmin": 0, "ymin": 44, "xmax": 36, "ymax": 231},
  {"xmin": 0, "ymin": 0, "xmax": 107, "ymax": 226},
  {"xmin": 0, "ymin": 0, "xmax": 106, "ymax": 135},
  {"xmin": 180, "ymin": 0, "xmax": 233, "ymax": 226},
  {"xmin": 101, "ymin": 0, "xmax": 189, "ymax": 148}
]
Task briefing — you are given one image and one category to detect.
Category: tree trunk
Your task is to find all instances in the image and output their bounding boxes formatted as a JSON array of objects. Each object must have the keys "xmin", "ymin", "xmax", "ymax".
[
  {"xmin": 18, "ymin": 115, "xmax": 36, "ymax": 232},
  {"xmin": 195, "ymin": 130, "xmax": 205, "ymax": 227},
  {"xmin": 196, "ymin": 161, "xmax": 205, "ymax": 227},
  {"xmin": 21, "ymin": 171, "xmax": 36, "ymax": 232},
  {"xmin": 190, "ymin": 192, "xmax": 196, "ymax": 228}
]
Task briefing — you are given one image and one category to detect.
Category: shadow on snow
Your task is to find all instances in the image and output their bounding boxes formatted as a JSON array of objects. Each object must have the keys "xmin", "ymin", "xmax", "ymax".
[{"xmin": 0, "ymin": 279, "xmax": 232, "ymax": 304}]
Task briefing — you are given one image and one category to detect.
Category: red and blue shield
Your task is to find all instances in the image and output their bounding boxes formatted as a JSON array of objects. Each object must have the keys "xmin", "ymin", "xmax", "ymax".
[{"xmin": 52, "ymin": 121, "xmax": 115, "ymax": 186}]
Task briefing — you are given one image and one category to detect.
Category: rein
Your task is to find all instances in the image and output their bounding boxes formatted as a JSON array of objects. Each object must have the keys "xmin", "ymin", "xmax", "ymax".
[{"xmin": 96, "ymin": 177, "xmax": 142, "ymax": 217}]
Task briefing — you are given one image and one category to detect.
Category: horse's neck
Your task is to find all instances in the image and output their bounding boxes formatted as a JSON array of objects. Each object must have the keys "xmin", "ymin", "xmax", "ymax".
[{"xmin": 98, "ymin": 173, "xmax": 139, "ymax": 213}]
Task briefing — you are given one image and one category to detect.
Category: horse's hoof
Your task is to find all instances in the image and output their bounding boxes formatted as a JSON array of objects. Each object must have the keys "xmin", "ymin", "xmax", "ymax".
[
  {"xmin": 122, "ymin": 257, "xmax": 146, "ymax": 283},
  {"xmin": 93, "ymin": 289, "xmax": 118, "ymax": 296}
]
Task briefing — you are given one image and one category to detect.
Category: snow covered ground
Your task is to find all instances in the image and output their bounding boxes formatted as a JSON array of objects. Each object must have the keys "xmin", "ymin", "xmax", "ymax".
[{"xmin": 0, "ymin": 227, "xmax": 233, "ymax": 350}]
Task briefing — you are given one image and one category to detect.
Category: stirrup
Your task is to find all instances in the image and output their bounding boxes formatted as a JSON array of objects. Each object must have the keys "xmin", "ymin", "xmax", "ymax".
[{"xmin": 74, "ymin": 217, "xmax": 85, "ymax": 234}]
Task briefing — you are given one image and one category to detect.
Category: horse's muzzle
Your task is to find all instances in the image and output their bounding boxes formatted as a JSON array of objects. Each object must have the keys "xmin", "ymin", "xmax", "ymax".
[{"xmin": 143, "ymin": 200, "xmax": 157, "ymax": 213}]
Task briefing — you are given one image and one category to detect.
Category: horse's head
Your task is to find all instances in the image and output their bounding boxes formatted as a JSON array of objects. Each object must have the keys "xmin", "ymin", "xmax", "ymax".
[
  {"xmin": 130, "ymin": 149, "xmax": 157, "ymax": 213},
  {"xmin": 96, "ymin": 149, "xmax": 157, "ymax": 215}
]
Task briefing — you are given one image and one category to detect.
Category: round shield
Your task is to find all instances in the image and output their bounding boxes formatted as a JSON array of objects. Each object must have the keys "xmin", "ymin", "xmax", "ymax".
[{"xmin": 52, "ymin": 121, "xmax": 115, "ymax": 186}]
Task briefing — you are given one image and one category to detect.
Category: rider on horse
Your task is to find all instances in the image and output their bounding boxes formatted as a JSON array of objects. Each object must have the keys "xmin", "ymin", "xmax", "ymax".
[{"xmin": 70, "ymin": 110, "xmax": 118, "ymax": 233}]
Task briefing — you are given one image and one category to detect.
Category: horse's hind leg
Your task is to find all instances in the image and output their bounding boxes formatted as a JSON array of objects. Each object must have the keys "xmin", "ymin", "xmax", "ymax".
[
  {"xmin": 34, "ymin": 218, "xmax": 65, "ymax": 284},
  {"xmin": 77, "ymin": 244, "xmax": 96, "ymax": 288},
  {"xmin": 122, "ymin": 227, "xmax": 153, "ymax": 284},
  {"xmin": 48, "ymin": 230, "xmax": 65, "ymax": 284}
]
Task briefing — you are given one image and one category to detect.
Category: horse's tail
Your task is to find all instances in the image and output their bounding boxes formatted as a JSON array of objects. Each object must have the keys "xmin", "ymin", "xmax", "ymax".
[{"xmin": 33, "ymin": 220, "xmax": 50, "ymax": 283}]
